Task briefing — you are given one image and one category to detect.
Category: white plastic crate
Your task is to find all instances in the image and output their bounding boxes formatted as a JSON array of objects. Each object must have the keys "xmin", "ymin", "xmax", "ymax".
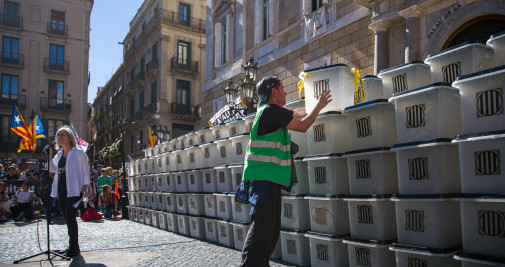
[
  {"xmin": 344, "ymin": 148, "xmax": 398, "ymax": 195},
  {"xmin": 425, "ymin": 42, "xmax": 495, "ymax": 84},
  {"xmin": 187, "ymin": 169, "xmax": 204, "ymax": 193},
  {"xmin": 185, "ymin": 131, "xmax": 198, "ymax": 146},
  {"xmin": 393, "ymin": 196, "xmax": 461, "ymax": 250},
  {"xmin": 133, "ymin": 192, "xmax": 141, "ymax": 207},
  {"xmin": 305, "ymin": 195, "xmax": 350, "ymax": 235},
  {"xmin": 154, "ymin": 174, "xmax": 164, "ymax": 191},
  {"xmin": 155, "ymin": 192, "xmax": 165, "ymax": 211},
  {"xmin": 215, "ymin": 193, "xmax": 232, "ymax": 220},
  {"xmin": 154, "ymin": 155, "xmax": 163, "ymax": 174},
  {"xmin": 144, "ymin": 209, "xmax": 151, "ymax": 225},
  {"xmin": 188, "ymin": 215, "xmax": 206, "ymax": 239},
  {"xmin": 166, "ymin": 212, "xmax": 179, "ymax": 233},
  {"xmin": 231, "ymin": 221, "xmax": 250, "ymax": 251},
  {"xmin": 487, "ymin": 30, "xmax": 505, "ymax": 66},
  {"xmin": 307, "ymin": 112, "xmax": 349, "ymax": 155},
  {"xmin": 204, "ymin": 217, "xmax": 219, "ymax": 243},
  {"xmin": 211, "ymin": 123, "xmax": 229, "ymax": 140},
  {"xmin": 197, "ymin": 127, "xmax": 213, "ymax": 144},
  {"xmin": 230, "ymin": 193, "xmax": 252, "ymax": 223},
  {"xmin": 145, "ymin": 147, "xmax": 152, "ymax": 157},
  {"xmin": 288, "ymin": 158, "xmax": 310, "ymax": 195},
  {"xmin": 169, "ymin": 139, "xmax": 179, "ymax": 151},
  {"xmin": 289, "ymin": 130, "xmax": 309, "ymax": 157},
  {"xmin": 280, "ymin": 229, "xmax": 311, "ymax": 266},
  {"xmin": 139, "ymin": 208, "xmax": 147, "ymax": 224},
  {"xmin": 127, "ymin": 206, "xmax": 134, "ymax": 220},
  {"xmin": 217, "ymin": 220, "xmax": 235, "ymax": 248},
  {"xmin": 138, "ymin": 175, "xmax": 147, "ymax": 191},
  {"xmin": 390, "ymin": 245, "xmax": 460, "ymax": 267},
  {"xmin": 359, "ymin": 75, "xmax": 384, "ymax": 103},
  {"xmin": 178, "ymin": 134, "xmax": 188, "ymax": 149},
  {"xmin": 344, "ymin": 239, "xmax": 396, "ymax": 267},
  {"xmin": 393, "ymin": 141, "xmax": 460, "ymax": 194},
  {"xmin": 305, "ymin": 154, "xmax": 350, "ymax": 195},
  {"xmin": 452, "ymin": 65, "xmax": 505, "ymax": 134},
  {"xmin": 131, "ymin": 207, "xmax": 139, "ymax": 222},
  {"xmin": 453, "ymin": 132, "xmax": 505, "ymax": 194},
  {"xmin": 127, "ymin": 192, "xmax": 135, "ymax": 206},
  {"xmin": 202, "ymin": 167, "xmax": 217, "ymax": 193},
  {"xmin": 390, "ymin": 83, "xmax": 462, "ymax": 143},
  {"xmin": 147, "ymin": 192, "xmax": 157, "ymax": 210},
  {"xmin": 343, "ymin": 100, "xmax": 397, "ymax": 151},
  {"xmin": 150, "ymin": 209, "xmax": 158, "ymax": 227},
  {"xmin": 227, "ymin": 118, "xmax": 247, "ymax": 136},
  {"xmin": 204, "ymin": 194, "xmax": 217, "ymax": 218},
  {"xmin": 188, "ymin": 193, "xmax": 205, "ymax": 216},
  {"xmin": 378, "ymin": 61, "xmax": 432, "ymax": 96},
  {"xmin": 244, "ymin": 113, "xmax": 256, "ymax": 133},
  {"xmin": 174, "ymin": 149, "xmax": 189, "ymax": 171},
  {"xmin": 215, "ymin": 166, "xmax": 233, "ymax": 193},
  {"xmin": 162, "ymin": 173, "xmax": 176, "ymax": 192},
  {"xmin": 454, "ymin": 251, "xmax": 505, "ymax": 267},
  {"xmin": 175, "ymin": 193, "xmax": 189, "ymax": 214},
  {"xmin": 144, "ymin": 175, "xmax": 154, "ymax": 191},
  {"xmin": 281, "ymin": 195, "xmax": 310, "ymax": 230},
  {"xmin": 285, "ymin": 99, "xmax": 305, "ymax": 110},
  {"xmin": 215, "ymin": 138, "xmax": 232, "ymax": 166},
  {"xmin": 139, "ymin": 192, "xmax": 147, "ymax": 208},
  {"xmin": 186, "ymin": 145, "xmax": 204, "ymax": 169},
  {"xmin": 177, "ymin": 214, "xmax": 190, "ymax": 236},
  {"xmin": 158, "ymin": 211, "xmax": 167, "ymax": 230},
  {"xmin": 303, "ymin": 63, "xmax": 355, "ymax": 113},
  {"xmin": 229, "ymin": 133, "xmax": 249, "ymax": 164},
  {"xmin": 271, "ymin": 239, "xmax": 282, "ymax": 259},
  {"xmin": 306, "ymin": 232, "xmax": 349, "ymax": 267},
  {"xmin": 127, "ymin": 176, "xmax": 136, "ymax": 192},
  {"xmin": 457, "ymin": 196, "xmax": 505, "ymax": 259},
  {"xmin": 344, "ymin": 196, "xmax": 397, "ymax": 241},
  {"xmin": 175, "ymin": 171, "xmax": 189, "ymax": 193},
  {"xmin": 229, "ymin": 164, "xmax": 244, "ymax": 192},
  {"xmin": 200, "ymin": 141, "xmax": 218, "ymax": 168},
  {"xmin": 147, "ymin": 157, "xmax": 154, "ymax": 174},
  {"xmin": 163, "ymin": 192, "xmax": 176, "ymax": 212}
]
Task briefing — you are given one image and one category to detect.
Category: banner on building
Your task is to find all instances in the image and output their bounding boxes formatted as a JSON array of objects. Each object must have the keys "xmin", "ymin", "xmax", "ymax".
[
  {"xmin": 208, "ymin": 97, "xmax": 246, "ymax": 126},
  {"xmin": 304, "ymin": 6, "xmax": 327, "ymax": 42}
]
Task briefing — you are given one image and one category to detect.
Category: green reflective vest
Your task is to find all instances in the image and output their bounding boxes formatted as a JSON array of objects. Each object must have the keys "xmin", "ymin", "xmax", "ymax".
[{"xmin": 242, "ymin": 104, "xmax": 291, "ymax": 186}]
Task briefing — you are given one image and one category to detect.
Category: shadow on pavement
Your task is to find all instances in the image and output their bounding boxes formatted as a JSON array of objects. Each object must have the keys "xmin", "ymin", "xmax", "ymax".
[{"xmin": 70, "ymin": 255, "xmax": 107, "ymax": 267}]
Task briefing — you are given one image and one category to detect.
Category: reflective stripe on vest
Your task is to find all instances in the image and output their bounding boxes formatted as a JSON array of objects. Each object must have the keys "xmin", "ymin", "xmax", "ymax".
[
  {"xmin": 244, "ymin": 154, "xmax": 291, "ymax": 166},
  {"xmin": 248, "ymin": 140, "xmax": 291, "ymax": 152}
]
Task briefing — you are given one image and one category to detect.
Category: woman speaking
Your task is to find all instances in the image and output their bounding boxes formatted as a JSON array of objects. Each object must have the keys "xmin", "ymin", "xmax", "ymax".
[{"xmin": 46, "ymin": 126, "xmax": 90, "ymax": 257}]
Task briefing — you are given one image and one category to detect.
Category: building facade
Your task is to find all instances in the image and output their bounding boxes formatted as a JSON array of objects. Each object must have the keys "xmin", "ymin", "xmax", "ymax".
[
  {"xmin": 201, "ymin": 0, "xmax": 505, "ymax": 124},
  {"xmin": 92, "ymin": 0, "xmax": 206, "ymax": 168},
  {"xmin": 0, "ymin": 0, "xmax": 93, "ymax": 160}
]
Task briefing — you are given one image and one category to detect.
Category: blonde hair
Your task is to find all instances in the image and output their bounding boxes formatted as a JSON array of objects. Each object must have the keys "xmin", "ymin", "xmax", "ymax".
[
  {"xmin": 102, "ymin": 185, "xmax": 112, "ymax": 202},
  {"xmin": 106, "ymin": 167, "xmax": 113, "ymax": 176},
  {"xmin": 55, "ymin": 126, "xmax": 76, "ymax": 150}
]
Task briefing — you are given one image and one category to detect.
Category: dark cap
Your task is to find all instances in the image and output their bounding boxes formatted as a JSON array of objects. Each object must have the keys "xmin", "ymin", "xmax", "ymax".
[
  {"xmin": 96, "ymin": 164, "xmax": 104, "ymax": 168},
  {"xmin": 256, "ymin": 76, "xmax": 281, "ymax": 105}
]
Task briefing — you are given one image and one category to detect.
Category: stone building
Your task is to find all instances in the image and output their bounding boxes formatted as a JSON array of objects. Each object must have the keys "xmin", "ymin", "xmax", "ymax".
[
  {"xmin": 92, "ymin": 0, "xmax": 206, "ymax": 167},
  {"xmin": 0, "ymin": 0, "xmax": 93, "ymax": 160},
  {"xmin": 201, "ymin": 0, "xmax": 505, "ymax": 124}
]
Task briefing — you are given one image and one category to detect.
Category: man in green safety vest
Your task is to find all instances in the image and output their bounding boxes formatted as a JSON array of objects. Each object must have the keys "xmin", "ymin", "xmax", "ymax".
[{"xmin": 238, "ymin": 76, "xmax": 332, "ymax": 266}]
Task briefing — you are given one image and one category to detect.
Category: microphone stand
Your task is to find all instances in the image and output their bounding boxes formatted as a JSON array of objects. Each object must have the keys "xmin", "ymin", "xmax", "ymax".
[{"xmin": 14, "ymin": 148, "xmax": 70, "ymax": 264}]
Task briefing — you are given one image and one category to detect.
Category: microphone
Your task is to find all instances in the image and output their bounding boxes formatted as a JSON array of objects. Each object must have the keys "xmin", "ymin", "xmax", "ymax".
[{"xmin": 44, "ymin": 141, "xmax": 56, "ymax": 153}]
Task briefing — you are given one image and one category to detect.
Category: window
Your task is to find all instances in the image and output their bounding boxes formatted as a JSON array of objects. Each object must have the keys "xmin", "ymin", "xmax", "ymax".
[
  {"xmin": 304, "ymin": 0, "xmax": 324, "ymax": 15},
  {"xmin": 176, "ymin": 80, "xmax": 190, "ymax": 105},
  {"xmin": 213, "ymin": 96, "xmax": 225, "ymax": 114},
  {"xmin": 49, "ymin": 44, "xmax": 65, "ymax": 69},
  {"xmin": 139, "ymin": 131, "xmax": 143, "ymax": 146},
  {"xmin": 130, "ymin": 68, "xmax": 134, "ymax": 88},
  {"xmin": 1, "ymin": 74, "xmax": 18, "ymax": 100},
  {"xmin": 179, "ymin": 3, "xmax": 190, "ymax": 25},
  {"xmin": 50, "ymin": 10, "xmax": 65, "ymax": 35},
  {"xmin": 129, "ymin": 99, "xmax": 134, "ymax": 118},
  {"xmin": 177, "ymin": 40, "xmax": 191, "ymax": 67},
  {"xmin": 172, "ymin": 123, "xmax": 193, "ymax": 139},
  {"xmin": 2, "ymin": 37, "xmax": 19, "ymax": 64},
  {"xmin": 214, "ymin": 13, "xmax": 231, "ymax": 67},
  {"xmin": 152, "ymin": 43, "xmax": 157, "ymax": 60},
  {"xmin": 139, "ymin": 91, "xmax": 144, "ymax": 111},
  {"xmin": 48, "ymin": 80, "xmax": 64, "ymax": 107},
  {"xmin": 1, "ymin": 115, "xmax": 17, "ymax": 143},
  {"xmin": 222, "ymin": 20, "xmax": 227, "ymax": 64},
  {"xmin": 311, "ymin": 0, "xmax": 324, "ymax": 12},
  {"xmin": 151, "ymin": 81, "xmax": 157, "ymax": 104},
  {"xmin": 140, "ymin": 57, "xmax": 145, "ymax": 74},
  {"xmin": 262, "ymin": 0, "xmax": 269, "ymax": 41},
  {"xmin": 3, "ymin": 2, "xmax": 20, "ymax": 27},
  {"xmin": 45, "ymin": 119, "xmax": 64, "ymax": 139}
]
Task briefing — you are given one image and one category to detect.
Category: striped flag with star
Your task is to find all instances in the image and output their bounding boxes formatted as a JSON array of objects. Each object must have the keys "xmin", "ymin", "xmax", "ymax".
[
  {"xmin": 18, "ymin": 115, "xmax": 45, "ymax": 152},
  {"xmin": 10, "ymin": 105, "xmax": 32, "ymax": 141},
  {"xmin": 147, "ymin": 125, "xmax": 158, "ymax": 147}
]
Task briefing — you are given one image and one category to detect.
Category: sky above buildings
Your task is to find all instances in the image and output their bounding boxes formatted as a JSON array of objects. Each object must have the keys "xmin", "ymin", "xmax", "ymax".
[{"xmin": 88, "ymin": 1, "xmax": 143, "ymax": 103}]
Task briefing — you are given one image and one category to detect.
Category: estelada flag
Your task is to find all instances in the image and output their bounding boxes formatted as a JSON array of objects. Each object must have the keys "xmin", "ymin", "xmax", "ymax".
[
  {"xmin": 10, "ymin": 105, "xmax": 32, "ymax": 141},
  {"xmin": 18, "ymin": 115, "xmax": 45, "ymax": 152},
  {"xmin": 147, "ymin": 126, "xmax": 158, "ymax": 147}
]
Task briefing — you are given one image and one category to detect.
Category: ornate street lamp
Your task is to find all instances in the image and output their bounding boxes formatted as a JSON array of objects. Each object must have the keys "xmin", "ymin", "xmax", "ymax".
[
  {"xmin": 221, "ymin": 79, "xmax": 238, "ymax": 106},
  {"xmin": 242, "ymin": 56, "xmax": 259, "ymax": 82}
]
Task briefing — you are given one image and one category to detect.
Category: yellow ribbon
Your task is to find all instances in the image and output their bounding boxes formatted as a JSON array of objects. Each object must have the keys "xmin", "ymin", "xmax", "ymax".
[
  {"xmin": 352, "ymin": 68, "xmax": 365, "ymax": 105},
  {"xmin": 297, "ymin": 72, "xmax": 310, "ymax": 101}
]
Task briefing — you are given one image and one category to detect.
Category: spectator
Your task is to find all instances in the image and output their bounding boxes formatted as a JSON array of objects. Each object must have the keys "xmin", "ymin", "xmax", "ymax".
[
  {"xmin": 0, "ymin": 182, "xmax": 10, "ymax": 221},
  {"xmin": 98, "ymin": 185, "xmax": 117, "ymax": 219},
  {"xmin": 20, "ymin": 161, "xmax": 38, "ymax": 180},
  {"xmin": 97, "ymin": 168, "xmax": 111, "ymax": 196},
  {"xmin": 0, "ymin": 164, "xmax": 7, "ymax": 178},
  {"xmin": 12, "ymin": 182, "xmax": 38, "ymax": 221},
  {"xmin": 4, "ymin": 165, "xmax": 19, "ymax": 181}
]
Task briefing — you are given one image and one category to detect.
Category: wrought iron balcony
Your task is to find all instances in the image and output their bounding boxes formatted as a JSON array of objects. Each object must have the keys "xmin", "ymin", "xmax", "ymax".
[
  {"xmin": 47, "ymin": 22, "xmax": 68, "ymax": 36},
  {"xmin": 159, "ymin": 10, "xmax": 205, "ymax": 31},
  {"xmin": 170, "ymin": 57, "xmax": 198, "ymax": 73},
  {"xmin": 0, "ymin": 13, "xmax": 22, "ymax": 29},
  {"xmin": 40, "ymin": 97, "xmax": 71, "ymax": 111},
  {"xmin": 44, "ymin": 58, "xmax": 69, "ymax": 74},
  {"xmin": 0, "ymin": 95, "xmax": 26, "ymax": 109},
  {"xmin": 0, "ymin": 52, "xmax": 24, "ymax": 68},
  {"xmin": 170, "ymin": 102, "xmax": 199, "ymax": 116},
  {"xmin": 134, "ymin": 71, "xmax": 145, "ymax": 84},
  {"xmin": 146, "ymin": 59, "xmax": 159, "ymax": 73}
]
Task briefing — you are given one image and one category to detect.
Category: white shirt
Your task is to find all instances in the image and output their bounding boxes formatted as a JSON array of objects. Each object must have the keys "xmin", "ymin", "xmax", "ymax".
[
  {"xmin": 16, "ymin": 190, "xmax": 35, "ymax": 203},
  {"xmin": 50, "ymin": 147, "xmax": 90, "ymax": 198}
]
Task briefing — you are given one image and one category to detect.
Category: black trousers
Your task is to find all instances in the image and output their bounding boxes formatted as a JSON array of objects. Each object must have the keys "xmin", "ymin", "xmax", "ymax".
[
  {"xmin": 58, "ymin": 194, "xmax": 81, "ymax": 252},
  {"xmin": 12, "ymin": 202, "xmax": 33, "ymax": 219},
  {"xmin": 240, "ymin": 183, "xmax": 281, "ymax": 267}
]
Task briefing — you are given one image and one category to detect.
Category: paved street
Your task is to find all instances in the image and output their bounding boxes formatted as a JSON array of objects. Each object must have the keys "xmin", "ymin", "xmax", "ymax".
[{"xmin": 0, "ymin": 217, "xmax": 294, "ymax": 267}]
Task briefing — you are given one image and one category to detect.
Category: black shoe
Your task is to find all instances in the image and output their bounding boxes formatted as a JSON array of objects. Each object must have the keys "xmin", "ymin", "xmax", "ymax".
[{"xmin": 64, "ymin": 249, "xmax": 80, "ymax": 258}]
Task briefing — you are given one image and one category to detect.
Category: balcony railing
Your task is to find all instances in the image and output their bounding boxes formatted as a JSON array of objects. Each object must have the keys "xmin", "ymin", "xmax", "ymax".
[
  {"xmin": 171, "ymin": 57, "xmax": 198, "ymax": 73},
  {"xmin": 170, "ymin": 102, "xmax": 199, "ymax": 116},
  {"xmin": 44, "ymin": 58, "xmax": 69, "ymax": 73},
  {"xmin": 0, "ymin": 52, "xmax": 23, "ymax": 68},
  {"xmin": 159, "ymin": 10, "xmax": 205, "ymax": 31},
  {"xmin": 40, "ymin": 97, "xmax": 71, "ymax": 111},
  {"xmin": 146, "ymin": 59, "xmax": 159, "ymax": 73},
  {"xmin": 0, "ymin": 13, "xmax": 22, "ymax": 29},
  {"xmin": 47, "ymin": 22, "xmax": 68, "ymax": 36},
  {"xmin": 135, "ymin": 71, "xmax": 145, "ymax": 84},
  {"xmin": 0, "ymin": 95, "xmax": 26, "ymax": 109}
]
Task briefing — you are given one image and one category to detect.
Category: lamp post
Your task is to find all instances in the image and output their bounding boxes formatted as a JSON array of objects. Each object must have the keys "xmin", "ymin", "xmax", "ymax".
[{"xmin": 221, "ymin": 56, "xmax": 260, "ymax": 115}]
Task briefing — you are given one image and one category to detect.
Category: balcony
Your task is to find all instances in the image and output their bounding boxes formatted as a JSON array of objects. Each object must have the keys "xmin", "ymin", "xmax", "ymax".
[
  {"xmin": 144, "ymin": 102, "xmax": 157, "ymax": 118},
  {"xmin": 145, "ymin": 59, "xmax": 159, "ymax": 79},
  {"xmin": 170, "ymin": 102, "xmax": 199, "ymax": 116},
  {"xmin": 40, "ymin": 97, "xmax": 71, "ymax": 111},
  {"xmin": 134, "ymin": 71, "xmax": 145, "ymax": 88},
  {"xmin": 0, "ymin": 52, "xmax": 23, "ymax": 68},
  {"xmin": 44, "ymin": 58, "xmax": 69, "ymax": 74},
  {"xmin": 159, "ymin": 10, "xmax": 205, "ymax": 32},
  {"xmin": 171, "ymin": 57, "xmax": 198, "ymax": 73},
  {"xmin": 0, "ymin": 13, "xmax": 23, "ymax": 29},
  {"xmin": 0, "ymin": 95, "xmax": 26, "ymax": 109},
  {"xmin": 47, "ymin": 22, "xmax": 68, "ymax": 36}
]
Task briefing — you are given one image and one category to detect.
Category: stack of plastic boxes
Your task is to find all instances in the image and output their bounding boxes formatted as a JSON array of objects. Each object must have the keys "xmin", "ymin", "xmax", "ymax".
[
  {"xmin": 450, "ymin": 33, "xmax": 505, "ymax": 266},
  {"xmin": 341, "ymin": 72, "xmax": 400, "ymax": 267}
]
